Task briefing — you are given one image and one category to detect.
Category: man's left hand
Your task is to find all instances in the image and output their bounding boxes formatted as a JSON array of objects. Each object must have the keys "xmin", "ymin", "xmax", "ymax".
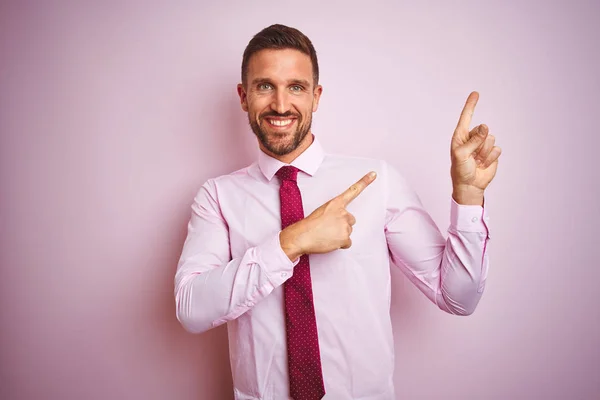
[{"xmin": 450, "ymin": 92, "xmax": 502, "ymax": 206}]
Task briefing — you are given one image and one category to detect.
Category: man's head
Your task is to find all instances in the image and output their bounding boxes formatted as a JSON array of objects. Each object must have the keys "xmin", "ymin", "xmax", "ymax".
[{"xmin": 237, "ymin": 24, "xmax": 322, "ymax": 159}]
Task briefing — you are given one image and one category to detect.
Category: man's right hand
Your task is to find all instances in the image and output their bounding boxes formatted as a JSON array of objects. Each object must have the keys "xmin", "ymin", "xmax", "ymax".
[{"xmin": 279, "ymin": 171, "xmax": 377, "ymax": 261}]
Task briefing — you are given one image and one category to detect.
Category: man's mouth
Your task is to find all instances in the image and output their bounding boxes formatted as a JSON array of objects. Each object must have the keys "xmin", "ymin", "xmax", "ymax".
[{"xmin": 264, "ymin": 118, "xmax": 296, "ymax": 128}]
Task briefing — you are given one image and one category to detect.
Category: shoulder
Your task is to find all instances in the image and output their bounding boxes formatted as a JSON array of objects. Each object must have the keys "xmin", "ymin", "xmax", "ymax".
[
  {"xmin": 322, "ymin": 153, "xmax": 403, "ymax": 179},
  {"xmin": 323, "ymin": 152, "xmax": 386, "ymax": 169},
  {"xmin": 322, "ymin": 153, "xmax": 417, "ymax": 201},
  {"xmin": 195, "ymin": 163, "xmax": 258, "ymax": 200}
]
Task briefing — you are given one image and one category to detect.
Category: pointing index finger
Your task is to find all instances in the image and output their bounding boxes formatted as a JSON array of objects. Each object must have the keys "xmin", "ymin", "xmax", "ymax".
[
  {"xmin": 454, "ymin": 91, "xmax": 479, "ymax": 136},
  {"xmin": 338, "ymin": 171, "xmax": 377, "ymax": 206}
]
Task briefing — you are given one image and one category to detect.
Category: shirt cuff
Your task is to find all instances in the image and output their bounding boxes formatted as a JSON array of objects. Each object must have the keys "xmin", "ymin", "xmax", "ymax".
[
  {"xmin": 450, "ymin": 196, "xmax": 490, "ymax": 235},
  {"xmin": 256, "ymin": 231, "xmax": 299, "ymax": 287}
]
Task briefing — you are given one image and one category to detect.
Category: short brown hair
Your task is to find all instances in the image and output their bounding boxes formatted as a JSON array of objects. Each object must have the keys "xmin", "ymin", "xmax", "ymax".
[{"xmin": 241, "ymin": 24, "xmax": 319, "ymax": 87}]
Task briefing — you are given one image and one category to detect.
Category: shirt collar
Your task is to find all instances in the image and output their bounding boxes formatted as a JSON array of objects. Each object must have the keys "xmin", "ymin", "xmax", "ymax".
[{"xmin": 257, "ymin": 134, "xmax": 325, "ymax": 181}]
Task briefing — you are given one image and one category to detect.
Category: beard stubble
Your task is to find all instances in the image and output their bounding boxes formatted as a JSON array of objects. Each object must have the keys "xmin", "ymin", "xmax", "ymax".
[{"xmin": 248, "ymin": 110, "xmax": 312, "ymax": 156}]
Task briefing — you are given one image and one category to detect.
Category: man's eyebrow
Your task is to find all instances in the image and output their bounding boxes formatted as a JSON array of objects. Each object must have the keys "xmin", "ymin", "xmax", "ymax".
[
  {"xmin": 289, "ymin": 79, "xmax": 311, "ymax": 87},
  {"xmin": 250, "ymin": 77, "xmax": 275, "ymax": 86}
]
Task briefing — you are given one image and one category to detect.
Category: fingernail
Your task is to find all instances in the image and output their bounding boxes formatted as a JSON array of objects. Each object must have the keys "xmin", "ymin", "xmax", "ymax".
[{"xmin": 369, "ymin": 171, "xmax": 377, "ymax": 179}]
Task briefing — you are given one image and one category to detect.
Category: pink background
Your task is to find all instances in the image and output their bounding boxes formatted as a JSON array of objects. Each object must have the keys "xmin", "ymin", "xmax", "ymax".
[{"xmin": 1, "ymin": 1, "xmax": 598, "ymax": 399}]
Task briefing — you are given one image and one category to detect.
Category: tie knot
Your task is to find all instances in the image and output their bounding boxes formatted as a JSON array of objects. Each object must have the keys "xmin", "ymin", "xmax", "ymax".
[{"xmin": 276, "ymin": 165, "xmax": 299, "ymax": 182}]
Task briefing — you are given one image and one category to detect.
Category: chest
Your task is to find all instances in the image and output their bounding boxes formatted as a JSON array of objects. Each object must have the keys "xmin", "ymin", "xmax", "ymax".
[{"xmin": 220, "ymin": 175, "xmax": 386, "ymax": 260}]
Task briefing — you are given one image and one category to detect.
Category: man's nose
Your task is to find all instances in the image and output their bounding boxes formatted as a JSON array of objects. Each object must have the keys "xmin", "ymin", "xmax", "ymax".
[{"xmin": 270, "ymin": 89, "xmax": 291, "ymax": 114}]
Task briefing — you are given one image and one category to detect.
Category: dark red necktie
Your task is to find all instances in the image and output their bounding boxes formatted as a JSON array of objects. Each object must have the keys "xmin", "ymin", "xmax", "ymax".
[{"xmin": 276, "ymin": 166, "xmax": 326, "ymax": 400}]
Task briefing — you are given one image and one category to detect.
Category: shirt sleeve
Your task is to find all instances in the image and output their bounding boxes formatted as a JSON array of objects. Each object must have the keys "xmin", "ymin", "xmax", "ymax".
[
  {"xmin": 174, "ymin": 180, "xmax": 298, "ymax": 334},
  {"xmin": 382, "ymin": 161, "xmax": 491, "ymax": 315}
]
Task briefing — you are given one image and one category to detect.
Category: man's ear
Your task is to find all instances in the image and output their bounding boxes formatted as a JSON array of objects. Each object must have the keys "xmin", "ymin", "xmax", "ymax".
[
  {"xmin": 237, "ymin": 84, "xmax": 248, "ymax": 112},
  {"xmin": 312, "ymin": 84, "xmax": 323, "ymax": 112}
]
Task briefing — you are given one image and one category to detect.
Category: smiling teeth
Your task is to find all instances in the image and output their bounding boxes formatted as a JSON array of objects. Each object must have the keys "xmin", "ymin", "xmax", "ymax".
[{"xmin": 269, "ymin": 119, "xmax": 292, "ymax": 126}]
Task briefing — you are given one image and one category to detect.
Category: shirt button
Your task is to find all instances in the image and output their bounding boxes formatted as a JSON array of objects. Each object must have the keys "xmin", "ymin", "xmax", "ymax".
[
  {"xmin": 471, "ymin": 217, "xmax": 478, "ymax": 222},
  {"xmin": 281, "ymin": 272, "xmax": 288, "ymax": 278}
]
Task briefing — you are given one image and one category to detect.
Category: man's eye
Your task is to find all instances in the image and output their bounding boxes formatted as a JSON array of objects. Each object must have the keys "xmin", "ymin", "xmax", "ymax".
[
  {"xmin": 290, "ymin": 85, "xmax": 303, "ymax": 92},
  {"xmin": 258, "ymin": 83, "xmax": 272, "ymax": 90}
]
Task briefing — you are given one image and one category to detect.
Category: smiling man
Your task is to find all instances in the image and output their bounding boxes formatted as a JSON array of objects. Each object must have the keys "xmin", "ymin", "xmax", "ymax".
[
  {"xmin": 174, "ymin": 24, "xmax": 501, "ymax": 400},
  {"xmin": 241, "ymin": 46, "xmax": 321, "ymax": 162}
]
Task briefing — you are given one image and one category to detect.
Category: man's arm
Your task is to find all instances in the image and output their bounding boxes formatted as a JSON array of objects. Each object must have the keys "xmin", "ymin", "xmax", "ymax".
[
  {"xmin": 174, "ymin": 180, "xmax": 296, "ymax": 334},
  {"xmin": 383, "ymin": 161, "xmax": 490, "ymax": 315},
  {"xmin": 175, "ymin": 172, "xmax": 377, "ymax": 334}
]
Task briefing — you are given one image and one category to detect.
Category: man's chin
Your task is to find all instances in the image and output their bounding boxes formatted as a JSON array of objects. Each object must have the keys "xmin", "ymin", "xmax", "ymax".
[
  {"xmin": 261, "ymin": 131, "xmax": 294, "ymax": 147},
  {"xmin": 253, "ymin": 126, "xmax": 309, "ymax": 156},
  {"xmin": 262, "ymin": 140, "xmax": 296, "ymax": 156}
]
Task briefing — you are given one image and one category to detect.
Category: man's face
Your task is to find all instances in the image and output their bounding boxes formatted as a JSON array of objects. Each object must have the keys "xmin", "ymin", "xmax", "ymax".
[{"xmin": 238, "ymin": 49, "xmax": 322, "ymax": 157}]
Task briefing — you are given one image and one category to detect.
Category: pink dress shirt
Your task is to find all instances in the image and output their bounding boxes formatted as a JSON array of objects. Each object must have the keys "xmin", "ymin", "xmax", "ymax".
[{"xmin": 174, "ymin": 136, "xmax": 491, "ymax": 400}]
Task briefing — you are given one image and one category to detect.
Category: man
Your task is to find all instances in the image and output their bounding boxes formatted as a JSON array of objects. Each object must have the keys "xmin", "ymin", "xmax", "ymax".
[{"xmin": 174, "ymin": 24, "xmax": 501, "ymax": 400}]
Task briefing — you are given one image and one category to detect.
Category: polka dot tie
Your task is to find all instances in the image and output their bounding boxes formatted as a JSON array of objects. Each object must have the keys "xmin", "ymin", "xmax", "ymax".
[{"xmin": 276, "ymin": 166, "xmax": 326, "ymax": 400}]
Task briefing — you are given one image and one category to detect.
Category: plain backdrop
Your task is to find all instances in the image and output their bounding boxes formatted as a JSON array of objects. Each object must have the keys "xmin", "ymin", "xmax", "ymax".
[{"xmin": 1, "ymin": 1, "xmax": 598, "ymax": 399}]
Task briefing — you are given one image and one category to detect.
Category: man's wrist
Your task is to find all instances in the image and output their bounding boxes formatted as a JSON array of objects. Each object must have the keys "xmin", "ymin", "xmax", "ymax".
[
  {"xmin": 279, "ymin": 226, "xmax": 304, "ymax": 262},
  {"xmin": 452, "ymin": 185, "xmax": 485, "ymax": 206}
]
